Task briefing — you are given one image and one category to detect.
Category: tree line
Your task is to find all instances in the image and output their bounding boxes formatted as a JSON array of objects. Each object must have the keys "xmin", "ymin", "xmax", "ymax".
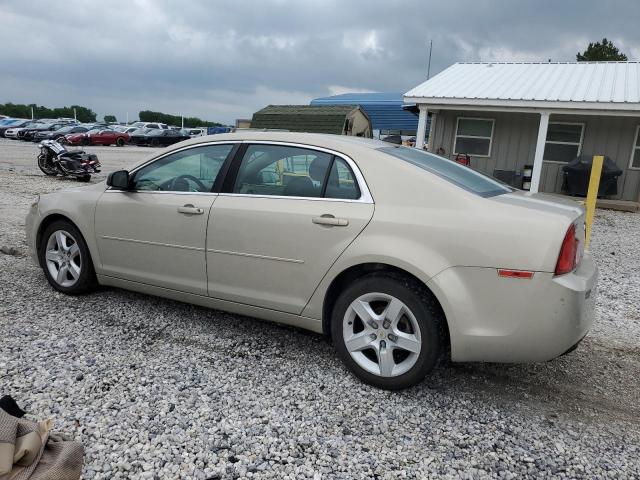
[
  {"xmin": 138, "ymin": 110, "xmax": 224, "ymax": 128},
  {"xmin": 0, "ymin": 103, "xmax": 97, "ymax": 123}
]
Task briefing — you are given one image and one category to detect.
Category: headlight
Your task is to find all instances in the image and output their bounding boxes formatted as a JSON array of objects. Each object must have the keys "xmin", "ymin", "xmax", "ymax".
[{"xmin": 31, "ymin": 194, "xmax": 40, "ymax": 209}]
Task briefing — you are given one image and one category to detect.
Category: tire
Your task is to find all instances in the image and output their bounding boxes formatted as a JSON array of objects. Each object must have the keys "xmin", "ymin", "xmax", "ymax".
[
  {"xmin": 58, "ymin": 137, "xmax": 68, "ymax": 145},
  {"xmin": 116, "ymin": 137, "xmax": 125, "ymax": 147},
  {"xmin": 81, "ymin": 138, "xmax": 90, "ymax": 146},
  {"xmin": 78, "ymin": 175, "xmax": 91, "ymax": 182},
  {"xmin": 331, "ymin": 272, "xmax": 445, "ymax": 390},
  {"xmin": 37, "ymin": 154, "xmax": 58, "ymax": 176},
  {"xmin": 38, "ymin": 220, "xmax": 97, "ymax": 295},
  {"xmin": 150, "ymin": 138, "xmax": 160, "ymax": 147}
]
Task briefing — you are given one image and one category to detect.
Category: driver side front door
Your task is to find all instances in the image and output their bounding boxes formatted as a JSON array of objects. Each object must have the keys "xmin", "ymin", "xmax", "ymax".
[{"xmin": 94, "ymin": 143, "xmax": 236, "ymax": 295}]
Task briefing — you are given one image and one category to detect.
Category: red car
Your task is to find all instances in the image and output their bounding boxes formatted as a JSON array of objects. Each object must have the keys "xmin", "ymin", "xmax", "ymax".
[{"xmin": 64, "ymin": 129, "xmax": 129, "ymax": 147}]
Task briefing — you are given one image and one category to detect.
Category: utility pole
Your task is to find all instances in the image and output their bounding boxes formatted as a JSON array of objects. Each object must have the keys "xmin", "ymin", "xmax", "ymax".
[
  {"xmin": 181, "ymin": 115, "xmax": 184, "ymax": 129},
  {"xmin": 31, "ymin": 107, "xmax": 34, "ymax": 120},
  {"xmin": 126, "ymin": 112, "xmax": 129, "ymax": 125},
  {"xmin": 427, "ymin": 39, "xmax": 433, "ymax": 80},
  {"xmin": 73, "ymin": 108, "xmax": 77, "ymax": 121}
]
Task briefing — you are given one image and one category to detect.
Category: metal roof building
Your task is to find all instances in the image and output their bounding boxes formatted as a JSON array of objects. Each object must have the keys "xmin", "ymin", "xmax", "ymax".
[
  {"xmin": 250, "ymin": 105, "xmax": 372, "ymax": 137},
  {"xmin": 404, "ymin": 62, "xmax": 640, "ymax": 203},
  {"xmin": 311, "ymin": 92, "xmax": 419, "ymax": 136}
]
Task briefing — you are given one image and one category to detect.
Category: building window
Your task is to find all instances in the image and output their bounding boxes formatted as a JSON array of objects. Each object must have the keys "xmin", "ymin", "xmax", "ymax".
[
  {"xmin": 543, "ymin": 122, "xmax": 584, "ymax": 162},
  {"xmin": 630, "ymin": 126, "xmax": 640, "ymax": 170},
  {"xmin": 454, "ymin": 118, "xmax": 494, "ymax": 157}
]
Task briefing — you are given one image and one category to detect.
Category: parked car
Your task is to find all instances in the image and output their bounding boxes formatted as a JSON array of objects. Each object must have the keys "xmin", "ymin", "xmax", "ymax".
[
  {"xmin": 0, "ymin": 118, "xmax": 29, "ymax": 136},
  {"xmin": 129, "ymin": 122, "xmax": 169, "ymax": 130},
  {"xmin": 130, "ymin": 128, "xmax": 189, "ymax": 147},
  {"xmin": 26, "ymin": 132, "xmax": 598, "ymax": 390},
  {"xmin": 113, "ymin": 126, "xmax": 139, "ymax": 135},
  {"xmin": 4, "ymin": 121, "xmax": 45, "ymax": 139},
  {"xmin": 183, "ymin": 128, "xmax": 207, "ymax": 138},
  {"xmin": 65, "ymin": 128, "xmax": 129, "ymax": 146},
  {"xmin": 24, "ymin": 123, "xmax": 74, "ymax": 142},
  {"xmin": 35, "ymin": 125, "xmax": 90, "ymax": 142}
]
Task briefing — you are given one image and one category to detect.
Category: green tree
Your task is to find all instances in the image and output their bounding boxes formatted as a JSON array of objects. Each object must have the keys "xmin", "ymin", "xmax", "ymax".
[
  {"xmin": 0, "ymin": 103, "xmax": 97, "ymax": 122},
  {"xmin": 104, "ymin": 115, "xmax": 117, "ymax": 123},
  {"xmin": 577, "ymin": 38, "xmax": 628, "ymax": 61},
  {"xmin": 138, "ymin": 110, "xmax": 224, "ymax": 128}
]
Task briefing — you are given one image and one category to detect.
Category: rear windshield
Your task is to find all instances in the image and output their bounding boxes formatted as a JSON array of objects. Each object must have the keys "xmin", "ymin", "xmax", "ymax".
[{"xmin": 378, "ymin": 146, "xmax": 512, "ymax": 197}]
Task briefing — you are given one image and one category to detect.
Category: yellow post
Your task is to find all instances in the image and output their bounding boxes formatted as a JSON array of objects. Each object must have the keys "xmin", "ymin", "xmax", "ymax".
[{"xmin": 584, "ymin": 155, "xmax": 604, "ymax": 248}]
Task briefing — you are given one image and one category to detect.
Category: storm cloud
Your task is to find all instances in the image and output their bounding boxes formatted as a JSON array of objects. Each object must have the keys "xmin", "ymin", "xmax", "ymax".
[{"xmin": 1, "ymin": 0, "xmax": 639, "ymax": 123}]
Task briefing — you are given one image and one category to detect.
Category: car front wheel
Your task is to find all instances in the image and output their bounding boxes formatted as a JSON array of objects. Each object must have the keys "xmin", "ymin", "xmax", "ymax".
[
  {"xmin": 39, "ymin": 220, "xmax": 97, "ymax": 294},
  {"xmin": 331, "ymin": 273, "xmax": 445, "ymax": 390}
]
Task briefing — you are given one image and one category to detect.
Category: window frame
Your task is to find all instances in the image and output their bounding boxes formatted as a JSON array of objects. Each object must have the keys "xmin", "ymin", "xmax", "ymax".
[
  {"xmin": 221, "ymin": 141, "xmax": 373, "ymax": 203},
  {"xmin": 543, "ymin": 121, "xmax": 585, "ymax": 164},
  {"xmin": 628, "ymin": 125, "xmax": 640, "ymax": 170},
  {"xmin": 453, "ymin": 117, "xmax": 495, "ymax": 158}
]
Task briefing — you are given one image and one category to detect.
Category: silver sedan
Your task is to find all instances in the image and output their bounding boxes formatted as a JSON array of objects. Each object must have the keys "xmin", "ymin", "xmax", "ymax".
[{"xmin": 26, "ymin": 132, "xmax": 598, "ymax": 389}]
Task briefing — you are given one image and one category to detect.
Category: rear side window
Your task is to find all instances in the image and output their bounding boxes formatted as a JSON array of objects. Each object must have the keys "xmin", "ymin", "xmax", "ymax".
[
  {"xmin": 325, "ymin": 158, "xmax": 360, "ymax": 200},
  {"xmin": 378, "ymin": 146, "xmax": 512, "ymax": 197},
  {"xmin": 233, "ymin": 144, "xmax": 362, "ymax": 200}
]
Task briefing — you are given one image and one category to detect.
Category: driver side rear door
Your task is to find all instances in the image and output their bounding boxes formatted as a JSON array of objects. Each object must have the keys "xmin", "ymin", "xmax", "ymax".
[{"xmin": 94, "ymin": 143, "xmax": 236, "ymax": 295}]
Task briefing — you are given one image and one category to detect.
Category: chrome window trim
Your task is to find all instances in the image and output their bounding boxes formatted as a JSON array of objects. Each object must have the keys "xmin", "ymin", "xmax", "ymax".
[
  {"xmin": 232, "ymin": 140, "xmax": 374, "ymax": 204},
  {"xmin": 106, "ymin": 139, "xmax": 374, "ymax": 203}
]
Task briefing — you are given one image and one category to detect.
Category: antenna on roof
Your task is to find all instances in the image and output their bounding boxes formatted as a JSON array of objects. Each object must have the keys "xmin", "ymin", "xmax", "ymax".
[{"xmin": 427, "ymin": 39, "xmax": 433, "ymax": 79}]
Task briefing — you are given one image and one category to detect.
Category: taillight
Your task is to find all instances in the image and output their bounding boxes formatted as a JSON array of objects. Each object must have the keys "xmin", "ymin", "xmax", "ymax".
[{"xmin": 554, "ymin": 224, "xmax": 578, "ymax": 276}]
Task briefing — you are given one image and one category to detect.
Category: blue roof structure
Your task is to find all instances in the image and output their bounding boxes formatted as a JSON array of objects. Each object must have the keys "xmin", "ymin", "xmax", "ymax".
[{"xmin": 311, "ymin": 92, "xmax": 419, "ymax": 133}]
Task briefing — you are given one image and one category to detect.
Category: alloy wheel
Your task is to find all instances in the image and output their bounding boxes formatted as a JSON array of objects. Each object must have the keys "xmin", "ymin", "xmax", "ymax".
[
  {"xmin": 45, "ymin": 230, "xmax": 82, "ymax": 287},
  {"xmin": 342, "ymin": 293, "xmax": 422, "ymax": 377}
]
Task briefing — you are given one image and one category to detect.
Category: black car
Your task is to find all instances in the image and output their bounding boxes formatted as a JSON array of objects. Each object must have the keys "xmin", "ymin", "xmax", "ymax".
[
  {"xmin": 22, "ymin": 123, "xmax": 70, "ymax": 141},
  {"xmin": 0, "ymin": 120, "xmax": 31, "ymax": 138},
  {"xmin": 34, "ymin": 125, "xmax": 89, "ymax": 142},
  {"xmin": 130, "ymin": 128, "xmax": 190, "ymax": 147}
]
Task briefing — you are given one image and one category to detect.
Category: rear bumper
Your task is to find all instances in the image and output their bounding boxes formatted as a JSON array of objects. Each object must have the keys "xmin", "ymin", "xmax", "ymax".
[{"xmin": 427, "ymin": 253, "xmax": 598, "ymax": 363}]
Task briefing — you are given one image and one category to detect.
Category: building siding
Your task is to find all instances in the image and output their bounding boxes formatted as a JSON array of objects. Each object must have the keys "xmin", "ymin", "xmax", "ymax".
[{"xmin": 430, "ymin": 110, "xmax": 640, "ymax": 201}]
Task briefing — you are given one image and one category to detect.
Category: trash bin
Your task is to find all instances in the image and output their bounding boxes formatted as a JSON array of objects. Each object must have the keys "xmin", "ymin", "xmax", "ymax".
[{"xmin": 562, "ymin": 155, "xmax": 622, "ymax": 197}]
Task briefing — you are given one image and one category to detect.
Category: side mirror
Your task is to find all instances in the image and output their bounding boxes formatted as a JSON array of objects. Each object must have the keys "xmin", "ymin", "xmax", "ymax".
[{"xmin": 107, "ymin": 170, "xmax": 130, "ymax": 190}]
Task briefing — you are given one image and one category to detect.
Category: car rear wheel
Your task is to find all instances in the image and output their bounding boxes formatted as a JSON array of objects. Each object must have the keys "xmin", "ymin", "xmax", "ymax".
[
  {"xmin": 39, "ymin": 220, "xmax": 97, "ymax": 295},
  {"xmin": 116, "ymin": 137, "xmax": 125, "ymax": 147},
  {"xmin": 81, "ymin": 138, "xmax": 90, "ymax": 146},
  {"xmin": 331, "ymin": 273, "xmax": 444, "ymax": 390}
]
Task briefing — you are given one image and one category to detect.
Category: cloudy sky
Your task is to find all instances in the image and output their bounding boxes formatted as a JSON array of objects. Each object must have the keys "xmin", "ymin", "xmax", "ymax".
[{"xmin": 1, "ymin": 0, "xmax": 639, "ymax": 124}]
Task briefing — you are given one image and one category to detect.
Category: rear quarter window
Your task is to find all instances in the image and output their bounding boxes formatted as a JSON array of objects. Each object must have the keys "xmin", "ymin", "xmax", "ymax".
[{"xmin": 378, "ymin": 146, "xmax": 512, "ymax": 197}]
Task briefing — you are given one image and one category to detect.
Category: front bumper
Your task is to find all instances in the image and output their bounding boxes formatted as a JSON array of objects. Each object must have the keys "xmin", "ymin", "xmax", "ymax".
[
  {"xmin": 25, "ymin": 205, "xmax": 40, "ymax": 265},
  {"xmin": 427, "ymin": 253, "xmax": 598, "ymax": 363}
]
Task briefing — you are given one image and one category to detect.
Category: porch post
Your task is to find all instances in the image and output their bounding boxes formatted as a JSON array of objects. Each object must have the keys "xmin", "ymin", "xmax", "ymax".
[
  {"xmin": 426, "ymin": 112, "xmax": 437, "ymax": 152},
  {"xmin": 415, "ymin": 105, "xmax": 428, "ymax": 149},
  {"xmin": 530, "ymin": 111, "xmax": 550, "ymax": 193}
]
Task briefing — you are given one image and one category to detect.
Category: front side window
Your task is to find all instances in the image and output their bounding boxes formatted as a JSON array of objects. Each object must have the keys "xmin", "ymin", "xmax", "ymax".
[
  {"xmin": 378, "ymin": 146, "xmax": 512, "ymax": 198},
  {"xmin": 630, "ymin": 126, "xmax": 640, "ymax": 169},
  {"xmin": 544, "ymin": 123, "xmax": 584, "ymax": 162},
  {"xmin": 131, "ymin": 144, "xmax": 234, "ymax": 192},
  {"xmin": 454, "ymin": 118, "xmax": 494, "ymax": 157}
]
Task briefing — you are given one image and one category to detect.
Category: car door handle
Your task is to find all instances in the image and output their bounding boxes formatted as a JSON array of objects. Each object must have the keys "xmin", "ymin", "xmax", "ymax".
[
  {"xmin": 177, "ymin": 204, "xmax": 204, "ymax": 215},
  {"xmin": 312, "ymin": 215, "xmax": 349, "ymax": 227}
]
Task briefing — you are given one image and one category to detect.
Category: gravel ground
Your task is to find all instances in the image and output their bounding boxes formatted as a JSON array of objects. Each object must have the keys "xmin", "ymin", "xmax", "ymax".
[{"xmin": 1, "ymin": 138, "xmax": 639, "ymax": 479}]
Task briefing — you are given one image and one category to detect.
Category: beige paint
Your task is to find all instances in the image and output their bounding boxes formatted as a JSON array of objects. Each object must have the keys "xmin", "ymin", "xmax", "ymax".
[{"xmin": 26, "ymin": 131, "xmax": 597, "ymax": 364}]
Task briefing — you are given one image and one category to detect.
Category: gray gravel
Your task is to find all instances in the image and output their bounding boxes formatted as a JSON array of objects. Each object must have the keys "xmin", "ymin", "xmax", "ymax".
[{"xmin": 1, "ymin": 139, "xmax": 639, "ymax": 479}]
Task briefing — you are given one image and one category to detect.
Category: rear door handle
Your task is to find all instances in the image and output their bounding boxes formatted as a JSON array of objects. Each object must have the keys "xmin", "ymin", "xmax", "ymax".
[
  {"xmin": 177, "ymin": 204, "xmax": 204, "ymax": 215},
  {"xmin": 312, "ymin": 215, "xmax": 349, "ymax": 227}
]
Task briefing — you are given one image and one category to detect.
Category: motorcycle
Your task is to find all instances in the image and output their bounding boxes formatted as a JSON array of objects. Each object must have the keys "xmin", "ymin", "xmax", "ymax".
[{"xmin": 37, "ymin": 140, "xmax": 101, "ymax": 182}]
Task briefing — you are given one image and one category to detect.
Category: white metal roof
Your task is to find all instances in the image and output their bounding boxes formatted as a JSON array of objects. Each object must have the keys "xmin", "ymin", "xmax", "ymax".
[{"xmin": 404, "ymin": 62, "xmax": 640, "ymax": 112}]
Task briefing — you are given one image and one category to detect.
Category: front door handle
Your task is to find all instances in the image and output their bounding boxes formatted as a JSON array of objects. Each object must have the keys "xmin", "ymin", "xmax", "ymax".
[
  {"xmin": 312, "ymin": 215, "xmax": 349, "ymax": 227},
  {"xmin": 177, "ymin": 204, "xmax": 204, "ymax": 215}
]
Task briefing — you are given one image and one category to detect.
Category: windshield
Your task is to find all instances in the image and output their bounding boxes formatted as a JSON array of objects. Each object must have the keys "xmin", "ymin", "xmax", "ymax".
[{"xmin": 378, "ymin": 146, "xmax": 513, "ymax": 198}]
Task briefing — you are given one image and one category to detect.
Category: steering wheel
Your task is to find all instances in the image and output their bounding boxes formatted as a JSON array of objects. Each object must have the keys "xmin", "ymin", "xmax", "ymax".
[{"xmin": 169, "ymin": 174, "xmax": 207, "ymax": 192}]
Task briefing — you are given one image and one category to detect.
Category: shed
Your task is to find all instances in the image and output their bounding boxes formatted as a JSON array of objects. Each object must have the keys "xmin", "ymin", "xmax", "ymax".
[
  {"xmin": 404, "ymin": 62, "xmax": 640, "ymax": 202},
  {"xmin": 250, "ymin": 105, "xmax": 372, "ymax": 137},
  {"xmin": 310, "ymin": 92, "xmax": 419, "ymax": 136}
]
